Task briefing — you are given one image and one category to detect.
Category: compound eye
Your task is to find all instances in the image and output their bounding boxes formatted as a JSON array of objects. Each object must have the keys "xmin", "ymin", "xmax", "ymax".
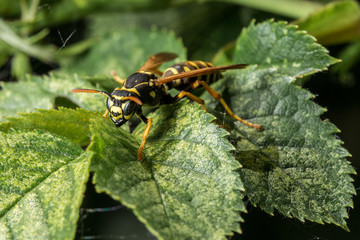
[
  {"xmin": 106, "ymin": 98, "xmax": 113, "ymax": 110},
  {"xmin": 122, "ymin": 101, "xmax": 137, "ymax": 115}
]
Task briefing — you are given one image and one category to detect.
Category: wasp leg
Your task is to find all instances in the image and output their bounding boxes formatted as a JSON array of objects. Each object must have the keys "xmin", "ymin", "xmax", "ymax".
[
  {"xmin": 192, "ymin": 80, "xmax": 262, "ymax": 130},
  {"xmin": 136, "ymin": 111, "xmax": 153, "ymax": 161},
  {"xmin": 175, "ymin": 91, "xmax": 207, "ymax": 111},
  {"xmin": 110, "ymin": 70, "xmax": 125, "ymax": 85},
  {"xmin": 103, "ymin": 109, "xmax": 109, "ymax": 118}
]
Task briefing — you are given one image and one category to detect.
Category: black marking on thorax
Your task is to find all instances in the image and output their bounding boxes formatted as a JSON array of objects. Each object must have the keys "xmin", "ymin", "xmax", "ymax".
[
  {"xmin": 120, "ymin": 71, "xmax": 163, "ymax": 107},
  {"xmin": 111, "ymin": 89, "xmax": 136, "ymax": 101},
  {"xmin": 124, "ymin": 71, "xmax": 156, "ymax": 88}
]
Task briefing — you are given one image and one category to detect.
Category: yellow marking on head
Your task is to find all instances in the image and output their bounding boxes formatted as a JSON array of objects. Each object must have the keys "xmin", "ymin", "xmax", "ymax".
[
  {"xmin": 110, "ymin": 106, "xmax": 123, "ymax": 121},
  {"xmin": 111, "ymin": 106, "xmax": 122, "ymax": 114},
  {"xmin": 149, "ymin": 81, "xmax": 154, "ymax": 87},
  {"xmin": 112, "ymin": 95, "xmax": 124, "ymax": 100},
  {"xmin": 120, "ymin": 86, "xmax": 140, "ymax": 96},
  {"xmin": 112, "ymin": 115, "xmax": 122, "ymax": 121},
  {"xmin": 149, "ymin": 90, "xmax": 156, "ymax": 98},
  {"xmin": 187, "ymin": 61, "xmax": 199, "ymax": 69},
  {"xmin": 183, "ymin": 66, "xmax": 191, "ymax": 72}
]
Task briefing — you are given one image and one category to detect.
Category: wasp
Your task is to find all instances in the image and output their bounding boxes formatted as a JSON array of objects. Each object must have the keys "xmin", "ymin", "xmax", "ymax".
[{"xmin": 72, "ymin": 53, "xmax": 261, "ymax": 160}]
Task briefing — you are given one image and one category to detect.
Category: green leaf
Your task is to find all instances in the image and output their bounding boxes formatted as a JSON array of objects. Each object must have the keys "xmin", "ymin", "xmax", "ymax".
[
  {"xmin": 234, "ymin": 20, "xmax": 339, "ymax": 78},
  {"xmin": 0, "ymin": 72, "xmax": 104, "ymax": 120},
  {"xmin": 0, "ymin": 130, "xmax": 90, "ymax": 239},
  {"xmin": 206, "ymin": 20, "xmax": 356, "ymax": 229},
  {"xmin": 295, "ymin": 0, "xmax": 360, "ymax": 45},
  {"xmin": 0, "ymin": 108, "xmax": 94, "ymax": 146},
  {"xmin": 89, "ymin": 101, "xmax": 245, "ymax": 240},
  {"xmin": 62, "ymin": 28, "xmax": 186, "ymax": 88},
  {"xmin": 209, "ymin": 0, "xmax": 324, "ymax": 18},
  {"xmin": 222, "ymin": 68, "xmax": 354, "ymax": 229}
]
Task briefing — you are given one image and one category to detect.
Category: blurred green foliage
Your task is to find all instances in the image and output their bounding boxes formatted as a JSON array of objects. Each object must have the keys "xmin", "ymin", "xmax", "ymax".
[{"xmin": 1, "ymin": 0, "xmax": 360, "ymax": 79}]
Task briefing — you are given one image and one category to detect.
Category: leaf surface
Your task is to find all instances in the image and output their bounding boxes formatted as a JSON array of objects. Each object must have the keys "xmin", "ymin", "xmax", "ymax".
[
  {"xmin": 295, "ymin": 0, "xmax": 360, "ymax": 45},
  {"xmin": 0, "ymin": 130, "xmax": 90, "ymax": 239},
  {"xmin": 234, "ymin": 20, "xmax": 339, "ymax": 77},
  {"xmin": 0, "ymin": 108, "xmax": 94, "ymax": 146},
  {"xmin": 222, "ymin": 68, "xmax": 354, "ymax": 229},
  {"xmin": 0, "ymin": 72, "xmax": 104, "ymax": 120},
  {"xmin": 204, "ymin": 20, "xmax": 356, "ymax": 229},
  {"xmin": 89, "ymin": 101, "xmax": 245, "ymax": 240}
]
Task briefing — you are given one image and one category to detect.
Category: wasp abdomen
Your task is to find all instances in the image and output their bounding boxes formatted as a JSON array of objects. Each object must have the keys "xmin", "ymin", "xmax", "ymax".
[{"xmin": 162, "ymin": 61, "xmax": 221, "ymax": 91}]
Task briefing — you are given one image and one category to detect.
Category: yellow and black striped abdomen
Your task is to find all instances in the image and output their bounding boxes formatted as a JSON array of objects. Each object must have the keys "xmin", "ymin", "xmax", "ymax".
[{"xmin": 162, "ymin": 61, "xmax": 221, "ymax": 91}]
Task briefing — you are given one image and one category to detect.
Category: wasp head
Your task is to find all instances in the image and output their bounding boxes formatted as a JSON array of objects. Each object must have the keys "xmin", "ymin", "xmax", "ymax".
[
  {"xmin": 106, "ymin": 96, "xmax": 140, "ymax": 127},
  {"xmin": 71, "ymin": 88, "xmax": 142, "ymax": 128}
]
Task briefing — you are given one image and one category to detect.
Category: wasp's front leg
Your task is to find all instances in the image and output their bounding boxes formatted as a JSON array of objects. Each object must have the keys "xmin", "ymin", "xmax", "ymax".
[{"xmin": 136, "ymin": 109, "xmax": 153, "ymax": 161}]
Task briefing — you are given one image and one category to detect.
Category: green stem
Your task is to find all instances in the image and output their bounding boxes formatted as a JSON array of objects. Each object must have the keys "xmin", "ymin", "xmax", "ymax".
[
  {"xmin": 211, "ymin": 0, "xmax": 324, "ymax": 18},
  {"xmin": 20, "ymin": 0, "xmax": 40, "ymax": 22}
]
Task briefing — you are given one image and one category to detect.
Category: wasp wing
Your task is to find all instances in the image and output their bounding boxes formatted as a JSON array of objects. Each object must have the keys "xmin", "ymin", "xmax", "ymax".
[
  {"xmin": 154, "ymin": 64, "xmax": 248, "ymax": 86},
  {"xmin": 138, "ymin": 52, "xmax": 178, "ymax": 73}
]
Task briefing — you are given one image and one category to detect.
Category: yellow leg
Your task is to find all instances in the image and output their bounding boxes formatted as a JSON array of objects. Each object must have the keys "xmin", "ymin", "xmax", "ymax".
[
  {"xmin": 193, "ymin": 80, "xmax": 262, "ymax": 130},
  {"xmin": 138, "ymin": 118, "xmax": 153, "ymax": 161},
  {"xmin": 103, "ymin": 109, "xmax": 109, "ymax": 118},
  {"xmin": 176, "ymin": 91, "xmax": 207, "ymax": 111},
  {"xmin": 110, "ymin": 70, "xmax": 125, "ymax": 85}
]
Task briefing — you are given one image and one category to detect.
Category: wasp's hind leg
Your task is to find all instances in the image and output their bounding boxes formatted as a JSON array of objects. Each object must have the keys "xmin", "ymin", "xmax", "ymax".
[
  {"xmin": 192, "ymin": 80, "xmax": 262, "ymax": 130},
  {"xmin": 174, "ymin": 91, "xmax": 207, "ymax": 111}
]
